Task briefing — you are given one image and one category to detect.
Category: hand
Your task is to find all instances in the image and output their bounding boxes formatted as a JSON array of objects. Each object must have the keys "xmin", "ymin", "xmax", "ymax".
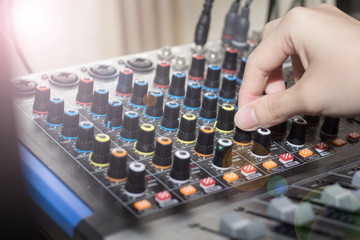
[{"xmin": 235, "ymin": 4, "xmax": 360, "ymax": 130}]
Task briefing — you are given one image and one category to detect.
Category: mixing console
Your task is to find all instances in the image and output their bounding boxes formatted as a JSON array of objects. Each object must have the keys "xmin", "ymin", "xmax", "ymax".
[{"xmin": 12, "ymin": 40, "xmax": 360, "ymax": 239}]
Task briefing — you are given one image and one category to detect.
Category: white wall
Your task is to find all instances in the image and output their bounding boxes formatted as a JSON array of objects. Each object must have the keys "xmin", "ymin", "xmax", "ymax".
[{"xmin": 8, "ymin": 0, "xmax": 334, "ymax": 77}]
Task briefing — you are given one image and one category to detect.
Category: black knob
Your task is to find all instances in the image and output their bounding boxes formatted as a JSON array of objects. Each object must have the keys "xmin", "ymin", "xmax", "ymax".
[
  {"xmin": 107, "ymin": 148, "xmax": 128, "ymax": 182},
  {"xmin": 75, "ymin": 121, "xmax": 94, "ymax": 153},
  {"xmin": 89, "ymin": 133, "xmax": 111, "ymax": 167},
  {"xmin": 189, "ymin": 54, "xmax": 205, "ymax": 81},
  {"xmin": 46, "ymin": 97, "xmax": 64, "ymax": 126},
  {"xmin": 169, "ymin": 150, "xmax": 191, "ymax": 183},
  {"xmin": 76, "ymin": 77, "xmax": 93, "ymax": 105},
  {"xmin": 160, "ymin": 101, "xmax": 180, "ymax": 131},
  {"xmin": 125, "ymin": 162, "xmax": 146, "ymax": 196},
  {"xmin": 212, "ymin": 138, "xmax": 233, "ymax": 169},
  {"xmin": 116, "ymin": 68, "xmax": 133, "ymax": 96},
  {"xmin": 130, "ymin": 80, "xmax": 148, "ymax": 107},
  {"xmin": 33, "ymin": 85, "xmax": 50, "ymax": 114},
  {"xmin": 219, "ymin": 74, "xmax": 237, "ymax": 101},
  {"xmin": 199, "ymin": 92, "xmax": 218, "ymax": 121},
  {"xmin": 304, "ymin": 115, "xmax": 320, "ymax": 126},
  {"xmin": 104, "ymin": 100, "xmax": 123, "ymax": 129},
  {"xmin": 144, "ymin": 90, "xmax": 164, "ymax": 119},
  {"xmin": 237, "ymin": 57, "xmax": 247, "ymax": 85},
  {"xmin": 152, "ymin": 137, "xmax": 173, "ymax": 169},
  {"xmin": 61, "ymin": 109, "xmax": 79, "ymax": 139},
  {"xmin": 251, "ymin": 128, "xmax": 271, "ymax": 157},
  {"xmin": 90, "ymin": 88, "xmax": 109, "ymax": 117},
  {"xmin": 153, "ymin": 61, "xmax": 170, "ymax": 88},
  {"xmin": 233, "ymin": 127, "xmax": 252, "ymax": 146},
  {"xmin": 194, "ymin": 126, "xmax": 215, "ymax": 157},
  {"xmin": 287, "ymin": 118, "xmax": 307, "ymax": 147},
  {"xmin": 270, "ymin": 122, "xmax": 287, "ymax": 136},
  {"xmin": 168, "ymin": 72, "xmax": 186, "ymax": 99},
  {"xmin": 183, "ymin": 82, "xmax": 202, "ymax": 110},
  {"xmin": 120, "ymin": 111, "xmax": 139, "ymax": 141},
  {"xmin": 215, "ymin": 104, "xmax": 235, "ymax": 133},
  {"xmin": 135, "ymin": 123, "xmax": 156, "ymax": 155},
  {"xmin": 203, "ymin": 64, "xmax": 221, "ymax": 91},
  {"xmin": 177, "ymin": 113, "xmax": 197, "ymax": 144},
  {"xmin": 321, "ymin": 117, "xmax": 340, "ymax": 136},
  {"xmin": 222, "ymin": 47, "xmax": 238, "ymax": 74}
]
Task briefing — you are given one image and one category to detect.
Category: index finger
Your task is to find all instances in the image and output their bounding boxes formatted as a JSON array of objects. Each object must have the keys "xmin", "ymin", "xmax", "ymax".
[{"xmin": 238, "ymin": 12, "xmax": 300, "ymax": 108}]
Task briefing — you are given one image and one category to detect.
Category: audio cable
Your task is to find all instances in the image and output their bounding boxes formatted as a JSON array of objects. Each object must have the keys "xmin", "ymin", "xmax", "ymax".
[
  {"xmin": 267, "ymin": 0, "xmax": 277, "ymax": 22},
  {"xmin": 232, "ymin": 0, "xmax": 253, "ymax": 52},
  {"xmin": 194, "ymin": 0, "xmax": 214, "ymax": 48},
  {"xmin": 221, "ymin": 0, "xmax": 241, "ymax": 46}
]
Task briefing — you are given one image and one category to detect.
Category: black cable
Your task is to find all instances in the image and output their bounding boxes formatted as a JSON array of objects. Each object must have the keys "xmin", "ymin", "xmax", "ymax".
[
  {"xmin": 300, "ymin": 0, "xmax": 305, "ymax": 7},
  {"xmin": 221, "ymin": 0, "xmax": 241, "ymax": 45},
  {"xmin": 232, "ymin": 0, "xmax": 251, "ymax": 51},
  {"xmin": 7, "ymin": 0, "xmax": 34, "ymax": 73},
  {"xmin": 194, "ymin": 0, "xmax": 214, "ymax": 46},
  {"xmin": 245, "ymin": 0, "xmax": 253, "ymax": 7},
  {"xmin": 267, "ymin": 0, "xmax": 276, "ymax": 22}
]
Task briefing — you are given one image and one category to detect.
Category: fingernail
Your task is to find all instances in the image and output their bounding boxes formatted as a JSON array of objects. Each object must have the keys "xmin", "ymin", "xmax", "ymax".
[{"xmin": 235, "ymin": 106, "xmax": 260, "ymax": 131}]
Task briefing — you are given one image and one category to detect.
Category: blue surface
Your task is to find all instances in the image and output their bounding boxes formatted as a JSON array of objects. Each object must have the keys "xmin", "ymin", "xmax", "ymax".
[
  {"xmin": 19, "ymin": 144, "xmax": 92, "ymax": 237},
  {"xmin": 165, "ymin": 102, "xmax": 179, "ymax": 108},
  {"xmin": 75, "ymin": 148, "xmax": 92, "ymax": 153},
  {"xmin": 199, "ymin": 116, "xmax": 216, "ymax": 122},
  {"xmin": 109, "ymin": 100, "xmax": 123, "ymax": 106},
  {"xmin": 130, "ymin": 102, "xmax": 146, "ymax": 108},
  {"xmin": 64, "ymin": 110, "xmax": 79, "ymax": 116},
  {"xmin": 144, "ymin": 112, "xmax": 163, "ymax": 119},
  {"xmin": 208, "ymin": 64, "xmax": 221, "ymax": 70},
  {"xmin": 60, "ymin": 134, "xmax": 78, "ymax": 140},
  {"xmin": 119, "ymin": 135, "xmax": 137, "ymax": 142},
  {"xmin": 203, "ymin": 85, "xmax": 219, "ymax": 91},
  {"xmin": 189, "ymin": 82, "xmax": 201, "ymax": 88},
  {"xmin": 50, "ymin": 97, "xmax": 64, "ymax": 104},
  {"xmin": 204, "ymin": 93, "xmax": 218, "ymax": 99},
  {"xmin": 90, "ymin": 111, "xmax": 107, "ymax": 117},
  {"xmin": 218, "ymin": 96, "xmax": 235, "ymax": 102},
  {"xmin": 150, "ymin": 91, "xmax": 163, "ymax": 97},
  {"xmin": 167, "ymin": 93, "xmax": 184, "ymax": 99},
  {"xmin": 183, "ymin": 105, "xmax": 200, "ymax": 110},
  {"xmin": 46, "ymin": 122, "xmax": 63, "ymax": 127},
  {"xmin": 173, "ymin": 72, "xmax": 186, "ymax": 78},
  {"xmin": 134, "ymin": 80, "xmax": 148, "ymax": 86},
  {"xmin": 160, "ymin": 125, "xmax": 178, "ymax": 131}
]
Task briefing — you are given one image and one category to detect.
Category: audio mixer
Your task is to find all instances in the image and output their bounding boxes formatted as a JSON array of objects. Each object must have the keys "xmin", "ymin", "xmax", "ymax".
[{"xmin": 11, "ymin": 39, "xmax": 360, "ymax": 240}]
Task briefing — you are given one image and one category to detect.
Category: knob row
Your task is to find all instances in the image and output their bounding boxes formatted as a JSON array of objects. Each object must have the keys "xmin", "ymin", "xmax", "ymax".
[
  {"xmin": 249, "ymin": 116, "xmax": 341, "ymax": 158},
  {"xmin": 105, "ymin": 142, "xmax": 236, "ymax": 197},
  {"xmin": 36, "ymin": 92, "xmax": 338, "ymax": 161},
  {"xmin": 33, "ymin": 50, "xmax": 242, "ymax": 111},
  {"xmin": 35, "ymin": 92, "xmax": 237, "ymax": 137}
]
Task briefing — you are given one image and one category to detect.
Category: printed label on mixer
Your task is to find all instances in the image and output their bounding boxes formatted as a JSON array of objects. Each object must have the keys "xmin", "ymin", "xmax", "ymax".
[
  {"xmin": 245, "ymin": 173, "xmax": 262, "ymax": 180},
  {"xmin": 284, "ymin": 161, "xmax": 300, "ymax": 168}
]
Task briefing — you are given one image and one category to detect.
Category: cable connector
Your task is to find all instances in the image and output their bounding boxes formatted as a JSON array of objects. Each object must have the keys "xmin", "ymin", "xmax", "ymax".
[
  {"xmin": 221, "ymin": 0, "xmax": 240, "ymax": 45},
  {"xmin": 194, "ymin": 0, "xmax": 214, "ymax": 47},
  {"xmin": 232, "ymin": 0, "xmax": 251, "ymax": 52}
]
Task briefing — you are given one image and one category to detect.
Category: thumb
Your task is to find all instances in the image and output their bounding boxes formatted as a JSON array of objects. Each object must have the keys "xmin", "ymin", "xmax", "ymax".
[{"xmin": 235, "ymin": 85, "xmax": 304, "ymax": 130}]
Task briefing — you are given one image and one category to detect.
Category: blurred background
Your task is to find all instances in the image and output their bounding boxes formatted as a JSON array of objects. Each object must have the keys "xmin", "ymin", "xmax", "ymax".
[{"xmin": 6, "ymin": 0, "xmax": 338, "ymax": 77}]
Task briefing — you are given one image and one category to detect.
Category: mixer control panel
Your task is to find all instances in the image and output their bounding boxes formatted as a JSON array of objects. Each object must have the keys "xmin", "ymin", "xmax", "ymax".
[{"xmin": 12, "ymin": 41, "xmax": 360, "ymax": 239}]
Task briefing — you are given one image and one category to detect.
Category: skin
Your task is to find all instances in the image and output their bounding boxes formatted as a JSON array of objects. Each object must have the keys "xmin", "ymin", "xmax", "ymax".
[{"xmin": 235, "ymin": 4, "xmax": 360, "ymax": 131}]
